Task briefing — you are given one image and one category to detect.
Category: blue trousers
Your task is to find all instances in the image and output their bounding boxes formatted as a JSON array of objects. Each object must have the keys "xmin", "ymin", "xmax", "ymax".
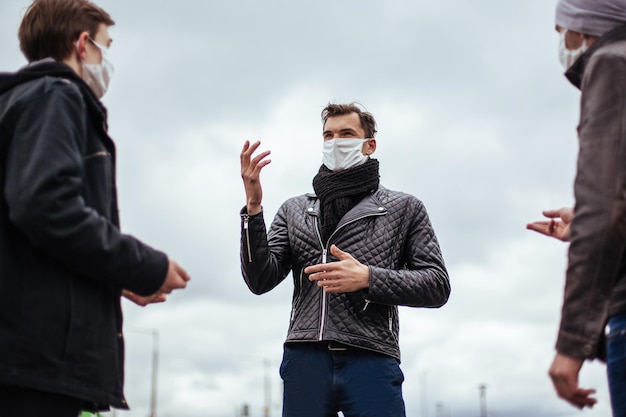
[
  {"xmin": 280, "ymin": 343, "xmax": 406, "ymax": 417},
  {"xmin": 608, "ymin": 312, "xmax": 626, "ymax": 417}
]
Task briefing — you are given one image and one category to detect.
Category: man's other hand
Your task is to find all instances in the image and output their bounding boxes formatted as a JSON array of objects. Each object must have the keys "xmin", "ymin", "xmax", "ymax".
[
  {"xmin": 527, "ymin": 207, "xmax": 574, "ymax": 242},
  {"xmin": 305, "ymin": 245, "xmax": 370, "ymax": 293},
  {"xmin": 158, "ymin": 260, "xmax": 190, "ymax": 294},
  {"xmin": 122, "ymin": 289, "xmax": 167, "ymax": 307},
  {"xmin": 548, "ymin": 352, "xmax": 597, "ymax": 409}
]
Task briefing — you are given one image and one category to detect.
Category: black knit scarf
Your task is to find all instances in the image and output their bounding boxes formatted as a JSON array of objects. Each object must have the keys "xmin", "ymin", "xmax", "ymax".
[{"xmin": 312, "ymin": 158, "xmax": 380, "ymax": 243}]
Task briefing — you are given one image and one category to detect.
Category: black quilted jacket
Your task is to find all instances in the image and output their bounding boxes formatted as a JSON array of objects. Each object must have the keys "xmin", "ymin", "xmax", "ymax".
[{"xmin": 240, "ymin": 186, "xmax": 450, "ymax": 360}]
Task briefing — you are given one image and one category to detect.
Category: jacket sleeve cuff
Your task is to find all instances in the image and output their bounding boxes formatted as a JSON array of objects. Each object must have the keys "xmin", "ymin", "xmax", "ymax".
[
  {"xmin": 124, "ymin": 248, "xmax": 169, "ymax": 296},
  {"xmin": 555, "ymin": 331, "xmax": 599, "ymax": 360},
  {"xmin": 240, "ymin": 206, "xmax": 263, "ymax": 216}
]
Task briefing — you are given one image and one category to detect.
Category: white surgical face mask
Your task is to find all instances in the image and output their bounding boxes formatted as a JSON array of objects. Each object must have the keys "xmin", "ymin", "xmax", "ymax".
[
  {"xmin": 78, "ymin": 38, "xmax": 114, "ymax": 99},
  {"xmin": 322, "ymin": 138, "xmax": 370, "ymax": 172},
  {"xmin": 558, "ymin": 29, "xmax": 587, "ymax": 70}
]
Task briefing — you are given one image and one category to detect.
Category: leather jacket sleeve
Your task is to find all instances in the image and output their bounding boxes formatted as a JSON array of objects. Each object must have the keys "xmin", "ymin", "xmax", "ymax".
[
  {"xmin": 4, "ymin": 80, "xmax": 167, "ymax": 296},
  {"xmin": 367, "ymin": 198, "xmax": 450, "ymax": 308},
  {"xmin": 557, "ymin": 50, "xmax": 626, "ymax": 359},
  {"xmin": 240, "ymin": 205, "xmax": 292, "ymax": 294}
]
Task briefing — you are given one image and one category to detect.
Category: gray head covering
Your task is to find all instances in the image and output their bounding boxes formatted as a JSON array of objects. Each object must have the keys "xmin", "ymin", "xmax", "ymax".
[{"xmin": 556, "ymin": 0, "xmax": 626, "ymax": 37}]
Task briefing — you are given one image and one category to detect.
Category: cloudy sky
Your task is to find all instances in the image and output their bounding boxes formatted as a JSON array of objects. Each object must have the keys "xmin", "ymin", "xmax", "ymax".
[{"xmin": 0, "ymin": 0, "xmax": 613, "ymax": 416}]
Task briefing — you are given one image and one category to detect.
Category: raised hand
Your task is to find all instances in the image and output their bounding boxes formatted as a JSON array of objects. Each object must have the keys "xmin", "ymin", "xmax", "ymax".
[
  {"xmin": 240, "ymin": 140, "xmax": 271, "ymax": 215},
  {"xmin": 526, "ymin": 207, "xmax": 574, "ymax": 242}
]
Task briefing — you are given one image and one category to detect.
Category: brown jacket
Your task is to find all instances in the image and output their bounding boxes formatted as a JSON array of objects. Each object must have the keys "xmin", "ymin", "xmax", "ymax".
[{"xmin": 558, "ymin": 24, "xmax": 626, "ymax": 360}]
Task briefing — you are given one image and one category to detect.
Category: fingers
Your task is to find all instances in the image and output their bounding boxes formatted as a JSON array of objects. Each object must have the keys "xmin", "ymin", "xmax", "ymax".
[
  {"xmin": 241, "ymin": 140, "xmax": 271, "ymax": 171},
  {"xmin": 526, "ymin": 222, "xmax": 552, "ymax": 236},
  {"xmin": 122, "ymin": 290, "xmax": 167, "ymax": 307},
  {"xmin": 542, "ymin": 207, "xmax": 574, "ymax": 222},
  {"xmin": 542, "ymin": 209, "xmax": 563, "ymax": 219},
  {"xmin": 175, "ymin": 263, "xmax": 191, "ymax": 283},
  {"xmin": 150, "ymin": 293, "xmax": 167, "ymax": 304},
  {"xmin": 562, "ymin": 207, "xmax": 575, "ymax": 222},
  {"xmin": 329, "ymin": 244, "xmax": 352, "ymax": 260},
  {"xmin": 122, "ymin": 289, "xmax": 142, "ymax": 304},
  {"xmin": 571, "ymin": 388, "xmax": 597, "ymax": 408},
  {"xmin": 161, "ymin": 260, "xmax": 191, "ymax": 294}
]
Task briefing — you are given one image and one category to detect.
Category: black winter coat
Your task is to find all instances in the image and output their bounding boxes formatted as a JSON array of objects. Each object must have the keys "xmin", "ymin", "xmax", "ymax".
[
  {"xmin": 241, "ymin": 187, "xmax": 450, "ymax": 360},
  {"xmin": 0, "ymin": 61, "xmax": 168, "ymax": 410}
]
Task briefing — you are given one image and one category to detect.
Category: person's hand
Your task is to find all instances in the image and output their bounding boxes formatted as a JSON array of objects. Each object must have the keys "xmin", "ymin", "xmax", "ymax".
[
  {"xmin": 158, "ymin": 260, "xmax": 190, "ymax": 295},
  {"xmin": 526, "ymin": 207, "xmax": 574, "ymax": 242},
  {"xmin": 122, "ymin": 289, "xmax": 167, "ymax": 307},
  {"xmin": 305, "ymin": 245, "xmax": 370, "ymax": 293},
  {"xmin": 548, "ymin": 353, "xmax": 597, "ymax": 409},
  {"xmin": 240, "ymin": 140, "xmax": 271, "ymax": 215}
]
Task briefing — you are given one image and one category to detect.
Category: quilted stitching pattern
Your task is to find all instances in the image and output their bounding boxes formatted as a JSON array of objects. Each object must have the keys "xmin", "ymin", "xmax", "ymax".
[{"xmin": 241, "ymin": 187, "xmax": 450, "ymax": 360}]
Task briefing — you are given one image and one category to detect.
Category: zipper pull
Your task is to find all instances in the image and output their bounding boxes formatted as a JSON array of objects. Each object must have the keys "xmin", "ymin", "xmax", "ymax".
[
  {"xmin": 363, "ymin": 300, "xmax": 371, "ymax": 311},
  {"xmin": 243, "ymin": 214, "xmax": 249, "ymax": 230},
  {"xmin": 322, "ymin": 248, "xmax": 327, "ymax": 264}
]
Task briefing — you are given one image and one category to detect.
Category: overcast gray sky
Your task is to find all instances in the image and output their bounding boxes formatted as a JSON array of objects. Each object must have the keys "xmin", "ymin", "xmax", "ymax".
[{"xmin": 0, "ymin": 1, "xmax": 611, "ymax": 416}]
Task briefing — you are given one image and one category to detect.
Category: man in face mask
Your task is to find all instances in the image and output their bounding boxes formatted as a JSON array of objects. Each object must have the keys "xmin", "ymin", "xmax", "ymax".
[
  {"xmin": 239, "ymin": 103, "xmax": 450, "ymax": 417},
  {"xmin": 526, "ymin": 0, "xmax": 626, "ymax": 414},
  {"xmin": 0, "ymin": 1, "xmax": 190, "ymax": 416}
]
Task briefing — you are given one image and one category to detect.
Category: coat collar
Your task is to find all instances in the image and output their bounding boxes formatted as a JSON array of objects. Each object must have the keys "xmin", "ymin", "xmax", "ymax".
[
  {"xmin": 306, "ymin": 186, "xmax": 388, "ymax": 229},
  {"xmin": 565, "ymin": 24, "xmax": 626, "ymax": 89},
  {"xmin": 0, "ymin": 59, "xmax": 109, "ymax": 132}
]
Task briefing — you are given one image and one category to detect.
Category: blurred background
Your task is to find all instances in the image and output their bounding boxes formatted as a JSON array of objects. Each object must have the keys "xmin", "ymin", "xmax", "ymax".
[{"xmin": 1, "ymin": 1, "xmax": 603, "ymax": 416}]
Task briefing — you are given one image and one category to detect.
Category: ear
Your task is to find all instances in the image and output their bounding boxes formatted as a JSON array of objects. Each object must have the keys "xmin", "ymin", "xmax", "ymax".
[
  {"xmin": 363, "ymin": 138, "xmax": 376, "ymax": 155},
  {"xmin": 76, "ymin": 31, "xmax": 91, "ymax": 60}
]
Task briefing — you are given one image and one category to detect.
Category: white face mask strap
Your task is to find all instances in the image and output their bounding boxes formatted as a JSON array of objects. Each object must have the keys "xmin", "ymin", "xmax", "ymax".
[{"xmin": 89, "ymin": 38, "xmax": 108, "ymax": 58}]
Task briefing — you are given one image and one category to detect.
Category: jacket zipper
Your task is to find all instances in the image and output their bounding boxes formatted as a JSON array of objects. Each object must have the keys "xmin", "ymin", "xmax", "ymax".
[
  {"xmin": 314, "ymin": 210, "xmax": 386, "ymax": 341},
  {"xmin": 84, "ymin": 150, "xmax": 110, "ymax": 159},
  {"xmin": 318, "ymin": 248, "xmax": 328, "ymax": 340},
  {"xmin": 242, "ymin": 214, "xmax": 252, "ymax": 263}
]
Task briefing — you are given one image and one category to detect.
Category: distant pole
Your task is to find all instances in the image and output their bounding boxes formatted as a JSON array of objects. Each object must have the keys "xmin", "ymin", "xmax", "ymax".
[
  {"xmin": 149, "ymin": 330, "xmax": 159, "ymax": 417},
  {"xmin": 478, "ymin": 384, "xmax": 487, "ymax": 417},
  {"xmin": 435, "ymin": 401, "xmax": 444, "ymax": 417},
  {"xmin": 420, "ymin": 371, "xmax": 429, "ymax": 417},
  {"xmin": 264, "ymin": 359, "xmax": 271, "ymax": 417}
]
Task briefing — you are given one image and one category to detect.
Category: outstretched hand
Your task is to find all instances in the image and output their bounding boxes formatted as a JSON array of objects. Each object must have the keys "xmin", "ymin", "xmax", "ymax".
[
  {"xmin": 305, "ymin": 245, "xmax": 370, "ymax": 293},
  {"xmin": 123, "ymin": 289, "xmax": 167, "ymax": 307},
  {"xmin": 526, "ymin": 207, "xmax": 574, "ymax": 242},
  {"xmin": 240, "ymin": 140, "xmax": 271, "ymax": 215},
  {"xmin": 122, "ymin": 260, "xmax": 189, "ymax": 307},
  {"xmin": 159, "ymin": 260, "xmax": 190, "ymax": 294}
]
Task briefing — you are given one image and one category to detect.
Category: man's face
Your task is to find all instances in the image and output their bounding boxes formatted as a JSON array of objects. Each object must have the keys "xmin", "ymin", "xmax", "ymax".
[
  {"xmin": 322, "ymin": 112, "xmax": 376, "ymax": 156},
  {"xmin": 556, "ymin": 24, "xmax": 586, "ymax": 50},
  {"xmin": 323, "ymin": 113, "xmax": 366, "ymax": 141}
]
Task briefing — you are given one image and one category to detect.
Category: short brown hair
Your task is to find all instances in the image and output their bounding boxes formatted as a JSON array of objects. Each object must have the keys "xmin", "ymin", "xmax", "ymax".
[
  {"xmin": 19, "ymin": 0, "xmax": 114, "ymax": 62},
  {"xmin": 321, "ymin": 102, "xmax": 378, "ymax": 138}
]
